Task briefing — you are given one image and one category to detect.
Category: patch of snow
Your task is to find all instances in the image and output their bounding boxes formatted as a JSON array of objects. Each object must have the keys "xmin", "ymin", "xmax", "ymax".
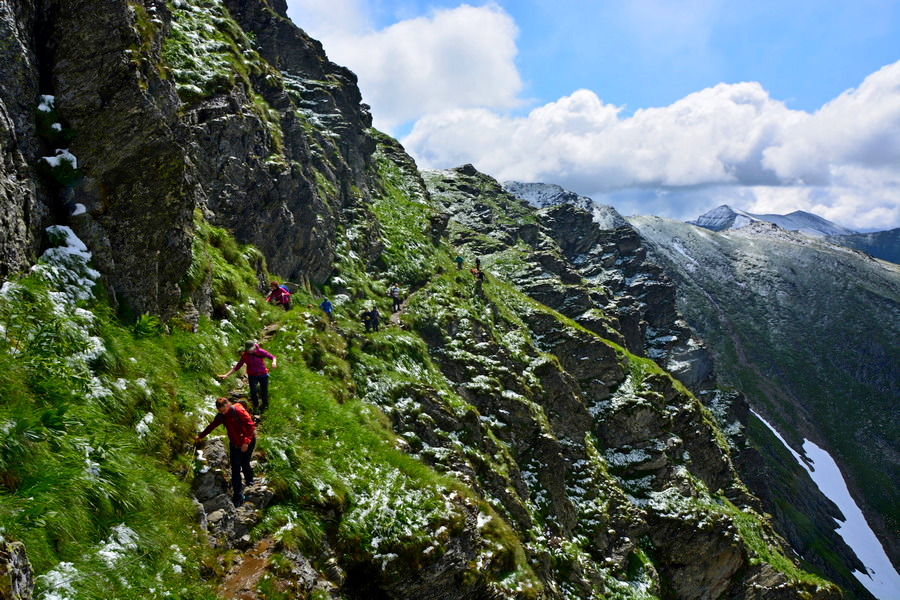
[
  {"xmin": 41, "ymin": 148, "xmax": 77, "ymax": 169},
  {"xmin": 136, "ymin": 412, "xmax": 154, "ymax": 438},
  {"xmin": 38, "ymin": 95, "xmax": 55, "ymax": 112},
  {"xmin": 753, "ymin": 411, "xmax": 900, "ymax": 599}
]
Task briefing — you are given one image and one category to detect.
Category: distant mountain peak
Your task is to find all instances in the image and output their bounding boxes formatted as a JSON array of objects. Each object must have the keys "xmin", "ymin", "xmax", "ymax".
[
  {"xmin": 503, "ymin": 181, "xmax": 629, "ymax": 230},
  {"xmin": 689, "ymin": 205, "xmax": 857, "ymax": 237}
]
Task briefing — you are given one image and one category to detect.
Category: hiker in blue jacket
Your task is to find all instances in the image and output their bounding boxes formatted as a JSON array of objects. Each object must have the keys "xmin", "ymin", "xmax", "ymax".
[{"xmin": 320, "ymin": 298, "xmax": 333, "ymax": 322}]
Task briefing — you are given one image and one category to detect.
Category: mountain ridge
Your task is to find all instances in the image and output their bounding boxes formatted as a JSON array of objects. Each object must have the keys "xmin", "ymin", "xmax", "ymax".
[
  {"xmin": 0, "ymin": 1, "xmax": 874, "ymax": 598},
  {"xmin": 688, "ymin": 204, "xmax": 858, "ymax": 237}
]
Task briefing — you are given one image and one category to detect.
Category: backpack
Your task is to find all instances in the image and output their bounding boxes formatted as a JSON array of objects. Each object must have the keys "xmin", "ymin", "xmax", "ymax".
[{"xmin": 279, "ymin": 285, "xmax": 290, "ymax": 296}]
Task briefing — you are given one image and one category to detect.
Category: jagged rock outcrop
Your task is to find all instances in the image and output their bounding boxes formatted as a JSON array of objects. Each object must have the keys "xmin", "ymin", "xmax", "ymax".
[
  {"xmin": 430, "ymin": 170, "xmax": 714, "ymax": 392},
  {"xmin": 0, "ymin": 540, "xmax": 33, "ymax": 600},
  {"xmin": 0, "ymin": 0, "xmax": 383, "ymax": 318}
]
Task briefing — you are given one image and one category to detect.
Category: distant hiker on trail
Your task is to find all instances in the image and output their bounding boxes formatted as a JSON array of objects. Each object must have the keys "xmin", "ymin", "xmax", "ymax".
[
  {"xmin": 195, "ymin": 396, "xmax": 256, "ymax": 507},
  {"xmin": 473, "ymin": 268, "xmax": 485, "ymax": 296},
  {"xmin": 266, "ymin": 281, "xmax": 292, "ymax": 311},
  {"xmin": 454, "ymin": 254, "xmax": 464, "ymax": 270},
  {"xmin": 475, "ymin": 257, "xmax": 481, "ymax": 270},
  {"xmin": 389, "ymin": 282, "xmax": 402, "ymax": 312},
  {"xmin": 320, "ymin": 298, "xmax": 333, "ymax": 322},
  {"xmin": 361, "ymin": 307, "xmax": 373, "ymax": 332},
  {"xmin": 368, "ymin": 306, "xmax": 381, "ymax": 332},
  {"xmin": 219, "ymin": 341, "xmax": 277, "ymax": 414}
]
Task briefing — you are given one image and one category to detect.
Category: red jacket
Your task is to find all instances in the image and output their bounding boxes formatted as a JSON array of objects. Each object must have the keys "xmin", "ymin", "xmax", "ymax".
[
  {"xmin": 266, "ymin": 286, "xmax": 290, "ymax": 305},
  {"xmin": 198, "ymin": 403, "xmax": 256, "ymax": 447}
]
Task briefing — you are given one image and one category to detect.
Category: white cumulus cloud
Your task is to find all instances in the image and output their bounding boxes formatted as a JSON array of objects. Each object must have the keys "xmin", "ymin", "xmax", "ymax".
[
  {"xmin": 288, "ymin": 1, "xmax": 522, "ymax": 131},
  {"xmin": 402, "ymin": 62, "xmax": 900, "ymax": 230}
]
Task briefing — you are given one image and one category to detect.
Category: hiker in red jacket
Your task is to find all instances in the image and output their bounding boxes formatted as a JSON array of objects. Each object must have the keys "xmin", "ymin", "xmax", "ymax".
[
  {"xmin": 266, "ymin": 281, "xmax": 291, "ymax": 311},
  {"xmin": 195, "ymin": 397, "xmax": 256, "ymax": 506},
  {"xmin": 219, "ymin": 341, "xmax": 277, "ymax": 413}
]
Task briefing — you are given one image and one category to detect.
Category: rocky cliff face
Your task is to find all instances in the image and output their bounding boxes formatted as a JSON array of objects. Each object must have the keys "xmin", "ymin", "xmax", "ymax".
[
  {"xmin": 0, "ymin": 0, "xmax": 47, "ymax": 279},
  {"xmin": 439, "ymin": 174, "xmax": 714, "ymax": 392},
  {"xmin": 0, "ymin": 0, "xmax": 381, "ymax": 318}
]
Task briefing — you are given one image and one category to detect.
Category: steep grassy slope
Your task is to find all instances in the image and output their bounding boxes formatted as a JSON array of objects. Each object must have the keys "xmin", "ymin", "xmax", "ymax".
[{"xmin": 0, "ymin": 140, "xmax": 841, "ymax": 598}]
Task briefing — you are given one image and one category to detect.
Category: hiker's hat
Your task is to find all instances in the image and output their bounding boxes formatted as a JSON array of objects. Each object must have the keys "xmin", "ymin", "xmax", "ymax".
[{"xmin": 245, "ymin": 340, "xmax": 257, "ymax": 351}]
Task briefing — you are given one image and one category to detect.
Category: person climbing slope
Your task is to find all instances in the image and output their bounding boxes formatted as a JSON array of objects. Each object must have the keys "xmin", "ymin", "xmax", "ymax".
[
  {"xmin": 369, "ymin": 305, "xmax": 381, "ymax": 332},
  {"xmin": 195, "ymin": 396, "xmax": 256, "ymax": 506},
  {"xmin": 389, "ymin": 282, "xmax": 402, "ymax": 313},
  {"xmin": 266, "ymin": 280, "xmax": 292, "ymax": 311},
  {"xmin": 320, "ymin": 297, "xmax": 334, "ymax": 322},
  {"xmin": 219, "ymin": 340, "xmax": 277, "ymax": 414}
]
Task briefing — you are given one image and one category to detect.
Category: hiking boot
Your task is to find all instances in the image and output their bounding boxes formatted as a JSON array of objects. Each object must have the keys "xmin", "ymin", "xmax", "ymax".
[{"xmin": 233, "ymin": 494, "xmax": 245, "ymax": 507}]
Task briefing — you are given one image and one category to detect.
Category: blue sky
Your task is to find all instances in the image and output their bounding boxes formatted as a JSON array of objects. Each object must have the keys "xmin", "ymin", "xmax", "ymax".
[
  {"xmin": 285, "ymin": 1, "xmax": 900, "ymax": 230},
  {"xmin": 357, "ymin": 0, "xmax": 899, "ymax": 116}
]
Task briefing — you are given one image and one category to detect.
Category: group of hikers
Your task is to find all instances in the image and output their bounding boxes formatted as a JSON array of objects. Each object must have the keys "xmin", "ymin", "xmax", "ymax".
[
  {"xmin": 456, "ymin": 254, "xmax": 486, "ymax": 278},
  {"xmin": 194, "ymin": 279, "xmax": 409, "ymax": 506},
  {"xmin": 196, "ymin": 258, "xmax": 483, "ymax": 507},
  {"xmin": 195, "ymin": 339, "xmax": 275, "ymax": 506}
]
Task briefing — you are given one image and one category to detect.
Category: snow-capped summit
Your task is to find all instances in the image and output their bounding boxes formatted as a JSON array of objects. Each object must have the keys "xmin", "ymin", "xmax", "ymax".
[
  {"xmin": 503, "ymin": 181, "xmax": 629, "ymax": 230},
  {"xmin": 689, "ymin": 205, "xmax": 857, "ymax": 237},
  {"xmin": 502, "ymin": 181, "xmax": 593, "ymax": 211}
]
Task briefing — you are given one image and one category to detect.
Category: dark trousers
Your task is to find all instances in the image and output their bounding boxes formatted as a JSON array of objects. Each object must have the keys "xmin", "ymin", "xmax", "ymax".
[
  {"xmin": 248, "ymin": 374, "xmax": 269, "ymax": 411},
  {"xmin": 392, "ymin": 297, "xmax": 401, "ymax": 312},
  {"xmin": 230, "ymin": 437, "xmax": 256, "ymax": 500}
]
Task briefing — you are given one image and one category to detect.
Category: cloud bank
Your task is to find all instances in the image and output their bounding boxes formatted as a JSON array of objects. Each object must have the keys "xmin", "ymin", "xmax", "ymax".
[
  {"xmin": 286, "ymin": 2, "xmax": 900, "ymax": 230},
  {"xmin": 403, "ymin": 62, "xmax": 900, "ymax": 230}
]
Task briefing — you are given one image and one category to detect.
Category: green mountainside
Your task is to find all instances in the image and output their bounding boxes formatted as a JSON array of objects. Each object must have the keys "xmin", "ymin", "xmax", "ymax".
[
  {"xmin": 0, "ymin": 0, "xmax": 855, "ymax": 598},
  {"xmin": 628, "ymin": 217, "xmax": 900, "ymax": 569}
]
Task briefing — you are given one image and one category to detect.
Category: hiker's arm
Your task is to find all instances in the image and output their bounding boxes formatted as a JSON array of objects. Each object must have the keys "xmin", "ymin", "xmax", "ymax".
[
  {"xmin": 194, "ymin": 416, "xmax": 221, "ymax": 443},
  {"xmin": 219, "ymin": 355, "xmax": 245, "ymax": 378}
]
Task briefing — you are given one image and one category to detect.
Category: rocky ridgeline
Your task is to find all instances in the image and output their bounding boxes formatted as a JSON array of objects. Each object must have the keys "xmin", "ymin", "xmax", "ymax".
[{"xmin": 427, "ymin": 168, "xmax": 713, "ymax": 392}]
